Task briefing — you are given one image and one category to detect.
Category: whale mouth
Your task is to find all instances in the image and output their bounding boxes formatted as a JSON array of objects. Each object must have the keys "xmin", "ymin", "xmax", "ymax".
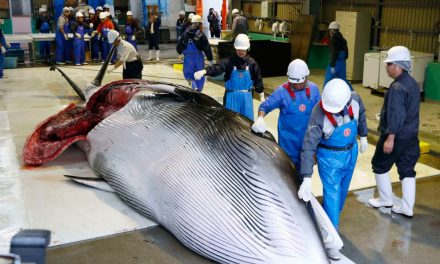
[{"xmin": 23, "ymin": 81, "xmax": 141, "ymax": 165}]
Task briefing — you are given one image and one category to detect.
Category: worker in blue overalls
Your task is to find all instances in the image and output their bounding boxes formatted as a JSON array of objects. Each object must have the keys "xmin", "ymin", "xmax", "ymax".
[
  {"xmin": 71, "ymin": 12, "xmax": 87, "ymax": 66},
  {"xmin": 298, "ymin": 78, "xmax": 368, "ymax": 259},
  {"xmin": 35, "ymin": 7, "xmax": 52, "ymax": 63},
  {"xmin": 194, "ymin": 34, "xmax": 264, "ymax": 121},
  {"xmin": 0, "ymin": 19, "xmax": 11, "ymax": 79},
  {"xmin": 125, "ymin": 11, "xmax": 141, "ymax": 50},
  {"xmin": 252, "ymin": 59, "xmax": 321, "ymax": 172},
  {"xmin": 64, "ymin": 7, "xmax": 75, "ymax": 63},
  {"xmin": 323, "ymin": 21, "xmax": 352, "ymax": 90},
  {"xmin": 55, "ymin": 7, "xmax": 70, "ymax": 65},
  {"xmin": 87, "ymin": 8, "xmax": 100, "ymax": 62},
  {"xmin": 176, "ymin": 15, "xmax": 213, "ymax": 92}
]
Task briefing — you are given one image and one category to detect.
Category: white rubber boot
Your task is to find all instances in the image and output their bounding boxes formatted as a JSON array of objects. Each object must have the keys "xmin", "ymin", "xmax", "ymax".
[
  {"xmin": 156, "ymin": 50, "xmax": 160, "ymax": 61},
  {"xmin": 392, "ymin": 178, "xmax": 415, "ymax": 218},
  {"xmin": 147, "ymin": 50, "xmax": 153, "ymax": 61},
  {"xmin": 368, "ymin": 172, "xmax": 393, "ymax": 208}
]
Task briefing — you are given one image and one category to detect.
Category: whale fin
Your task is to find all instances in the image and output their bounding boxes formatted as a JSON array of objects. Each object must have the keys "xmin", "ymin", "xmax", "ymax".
[{"xmin": 64, "ymin": 175, "xmax": 115, "ymax": 193}]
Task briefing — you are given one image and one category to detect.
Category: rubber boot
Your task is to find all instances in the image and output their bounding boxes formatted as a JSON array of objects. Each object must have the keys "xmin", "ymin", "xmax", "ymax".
[
  {"xmin": 156, "ymin": 50, "xmax": 160, "ymax": 61},
  {"xmin": 392, "ymin": 177, "xmax": 415, "ymax": 218},
  {"xmin": 368, "ymin": 172, "xmax": 393, "ymax": 208},
  {"xmin": 147, "ymin": 50, "xmax": 153, "ymax": 61}
]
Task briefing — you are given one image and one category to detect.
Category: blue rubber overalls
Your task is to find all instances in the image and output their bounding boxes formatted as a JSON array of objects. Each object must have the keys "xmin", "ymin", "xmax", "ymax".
[
  {"xmin": 73, "ymin": 24, "xmax": 85, "ymax": 65},
  {"xmin": 101, "ymin": 27, "xmax": 111, "ymax": 62},
  {"xmin": 39, "ymin": 18, "xmax": 51, "ymax": 61},
  {"xmin": 0, "ymin": 29, "xmax": 7, "ymax": 78},
  {"xmin": 317, "ymin": 102, "xmax": 358, "ymax": 230},
  {"xmin": 324, "ymin": 51, "xmax": 353, "ymax": 90},
  {"xmin": 64, "ymin": 20, "xmax": 73, "ymax": 62},
  {"xmin": 224, "ymin": 66, "xmax": 254, "ymax": 121},
  {"xmin": 183, "ymin": 38, "xmax": 205, "ymax": 91},
  {"xmin": 279, "ymin": 83, "xmax": 314, "ymax": 172},
  {"xmin": 55, "ymin": 17, "xmax": 67, "ymax": 63},
  {"xmin": 125, "ymin": 24, "xmax": 137, "ymax": 50}
]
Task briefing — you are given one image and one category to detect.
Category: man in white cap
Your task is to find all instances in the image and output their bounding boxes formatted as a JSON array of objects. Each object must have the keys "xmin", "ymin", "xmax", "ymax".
[
  {"xmin": 96, "ymin": 11, "xmax": 115, "ymax": 62},
  {"xmin": 369, "ymin": 46, "xmax": 420, "ymax": 219},
  {"xmin": 106, "ymin": 29, "xmax": 143, "ymax": 79},
  {"xmin": 231, "ymin": 8, "xmax": 248, "ymax": 38},
  {"xmin": 298, "ymin": 78, "xmax": 368, "ymax": 259},
  {"xmin": 323, "ymin": 21, "xmax": 352, "ymax": 90},
  {"xmin": 86, "ymin": 8, "xmax": 99, "ymax": 62},
  {"xmin": 194, "ymin": 34, "xmax": 264, "ymax": 121},
  {"xmin": 35, "ymin": 7, "xmax": 52, "ymax": 62},
  {"xmin": 145, "ymin": 12, "xmax": 161, "ymax": 61},
  {"xmin": 71, "ymin": 11, "xmax": 87, "ymax": 66},
  {"xmin": 252, "ymin": 59, "xmax": 321, "ymax": 172},
  {"xmin": 55, "ymin": 7, "xmax": 70, "ymax": 64}
]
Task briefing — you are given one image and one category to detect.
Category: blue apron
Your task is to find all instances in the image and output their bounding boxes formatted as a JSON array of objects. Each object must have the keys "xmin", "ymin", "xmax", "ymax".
[
  {"xmin": 73, "ymin": 24, "xmax": 85, "ymax": 65},
  {"xmin": 183, "ymin": 38, "xmax": 205, "ymax": 91},
  {"xmin": 55, "ymin": 17, "xmax": 67, "ymax": 63},
  {"xmin": 125, "ymin": 24, "xmax": 137, "ymax": 50},
  {"xmin": 224, "ymin": 66, "xmax": 254, "ymax": 121},
  {"xmin": 316, "ymin": 102, "xmax": 358, "ymax": 230},
  {"xmin": 64, "ymin": 20, "xmax": 73, "ymax": 62},
  {"xmin": 0, "ymin": 29, "xmax": 7, "ymax": 78},
  {"xmin": 278, "ymin": 83, "xmax": 313, "ymax": 172},
  {"xmin": 39, "ymin": 20, "xmax": 51, "ymax": 61},
  {"xmin": 101, "ymin": 26, "xmax": 113, "ymax": 62},
  {"xmin": 324, "ymin": 51, "xmax": 353, "ymax": 90}
]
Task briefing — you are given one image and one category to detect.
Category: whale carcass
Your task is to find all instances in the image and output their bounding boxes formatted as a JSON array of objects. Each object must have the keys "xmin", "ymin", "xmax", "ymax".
[{"xmin": 23, "ymin": 70, "xmax": 330, "ymax": 263}]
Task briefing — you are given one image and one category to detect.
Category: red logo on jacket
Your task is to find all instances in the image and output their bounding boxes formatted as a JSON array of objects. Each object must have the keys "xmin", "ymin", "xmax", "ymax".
[
  {"xmin": 343, "ymin": 128, "xmax": 351, "ymax": 137},
  {"xmin": 299, "ymin": 104, "xmax": 306, "ymax": 112}
]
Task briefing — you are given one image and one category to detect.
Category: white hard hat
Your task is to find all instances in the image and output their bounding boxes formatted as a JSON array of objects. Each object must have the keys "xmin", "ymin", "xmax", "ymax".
[
  {"xmin": 63, "ymin": 7, "xmax": 69, "ymax": 12},
  {"xmin": 179, "ymin": 10, "xmax": 185, "ymax": 16},
  {"xmin": 188, "ymin": 13, "xmax": 194, "ymax": 19},
  {"xmin": 328, "ymin": 21, "xmax": 340, "ymax": 30},
  {"xmin": 107, "ymin": 30, "xmax": 120, "ymax": 44},
  {"xmin": 384, "ymin": 46, "xmax": 411, "ymax": 63},
  {"xmin": 89, "ymin": 9, "xmax": 95, "ymax": 14},
  {"xmin": 127, "ymin": 11, "xmax": 133, "ymax": 16},
  {"xmin": 39, "ymin": 7, "xmax": 47, "ymax": 13},
  {"xmin": 232, "ymin": 9, "xmax": 239, "ymax": 15},
  {"xmin": 69, "ymin": 7, "xmax": 74, "ymax": 11},
  {"xmin": 96, "ymin": 6, "xmax": 103, "ymax": 11},
  {"xmin": 99, "ymin": 12, "xmax": 107, "ymax": 19},
  {"xmin": 191, "ymin": 15, "xmax": 202, "ymax": 23},
  {"xmin": 322, "ymin": 78, "xmax": 351, "ymax": 113},
  {"xmin": 103, "ymin": 4, "xmax": 110, "ymax": 9},
  {"xmin": 287, "ymin": 59, "xmax": 310, "ymax": 83},
  {"xmin": 76, "ymin": 11, "xmax": 84, "ymax": 18},
  {"xmin": 234, "ymin": 34, "xmax": 250, "ymax": 50}
]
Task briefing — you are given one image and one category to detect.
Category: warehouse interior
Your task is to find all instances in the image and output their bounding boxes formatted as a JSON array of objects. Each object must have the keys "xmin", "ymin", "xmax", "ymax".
[{"xmin": 0, "ymin": 0, "xmax": 440, "ymax": 264}]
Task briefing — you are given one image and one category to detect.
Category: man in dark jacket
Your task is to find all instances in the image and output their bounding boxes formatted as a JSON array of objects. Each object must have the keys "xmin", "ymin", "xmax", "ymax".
[
  {"xmin": 145, "ymin": 13, "xmax": 161, "ymax": 61},
  {"xmin": 176, "ymin": 10, "xmax": 186, "ymax": 41},
  {"xmin": 35, "ymin": 7, "xmax": 52, "ymax": 62},
  {"xmin": 176, "ymin": 15, "xmax": 213, "ymax": 92},
  {"xmin": 207, "ymin": 8, "xmax": 221, "ymax": 38},
  {"xmin": 369, "ymin": 46, "xmax": 420, "ymax": 218},
  {"xmin": 194, "ymin": 34, "xmax": 264, "ymax": 121},
  {"xmin": 323, "ymin": 21, "xmax": 352, "ymax": 90}
]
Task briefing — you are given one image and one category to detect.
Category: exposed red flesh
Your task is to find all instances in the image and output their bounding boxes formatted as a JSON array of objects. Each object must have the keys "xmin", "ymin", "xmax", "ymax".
[{"xmin": 23, "ymin": 80, "xmax": 143, "ymax": 165}]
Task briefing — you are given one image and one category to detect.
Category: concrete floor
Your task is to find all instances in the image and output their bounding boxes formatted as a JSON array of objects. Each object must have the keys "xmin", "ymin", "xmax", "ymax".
[{"xmin": 1, "ymin": 43, "xmax": 440, "ymax": 263}]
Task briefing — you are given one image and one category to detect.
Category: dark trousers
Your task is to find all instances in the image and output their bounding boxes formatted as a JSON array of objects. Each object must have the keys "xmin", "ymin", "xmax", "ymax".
[
  {"xmin": 210, "ymin": 29, "xmax": 220, "ymax": 38},
  {"xmin": 123, "ymin": 59, "xmax": 143, "ymax": 79},
  {"xmin": 372, "ymin": 134, "xmax": 420, "ymax": 180},
  {"xmin": 148, "ymin": 33, "xmax": 160, "ymax": 50}
]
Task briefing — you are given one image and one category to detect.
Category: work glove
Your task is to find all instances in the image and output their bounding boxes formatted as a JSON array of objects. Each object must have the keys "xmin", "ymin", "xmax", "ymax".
[
  {"xmin": 75, "ymin": 33, "xmax": 81, "ymax": 39},
  {"xmin": 298, "ymin": 177, "xmax": 312, "ymax": 202},
  {"xmin": 6, "ymin": 42, "xmax": 11, "ymax": 49},
  {"xmin": 89, "ymin": 23, "xmax": 93, "ymax": 29},
  {"xmin": 251, "ymin": 116, "xmax": 267, "ymax": 133},
  {"xmin": 64, "ymin": 33, "xmax": 69, "ymax": 40},
  {"xmin": 259, "ymin": 92, "xmax": 265, "ymax": 102},
  {"xmin": 330, "ymin": 67, "xmax": 336, "ymax": 75},
  {"xmin": 91, "ymin": 31, "xmax": 97, "ymax": 37},
  {"xmin": 131, "ymin": 35, "xmax": 136, "ymax": 41},
  {"xmin": 194, "ymin": 69, "xmax": 206, "ymax": 80},
  {"xmin": 1, "ymin": 46, "xmax": 6, "ymax": 54},
  {"xmin": 106, "ymin": 66, "xmax": 115, "ymax": 74},
  {"xmin": 360, "ymin": 136, "xmax": 368, "ymax": 153}
]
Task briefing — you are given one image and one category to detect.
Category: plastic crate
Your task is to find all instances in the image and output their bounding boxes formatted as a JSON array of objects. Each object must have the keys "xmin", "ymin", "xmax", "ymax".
[{"xmin": 5, "ymin": 57, "xmax": 18, "ymax": 69}]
